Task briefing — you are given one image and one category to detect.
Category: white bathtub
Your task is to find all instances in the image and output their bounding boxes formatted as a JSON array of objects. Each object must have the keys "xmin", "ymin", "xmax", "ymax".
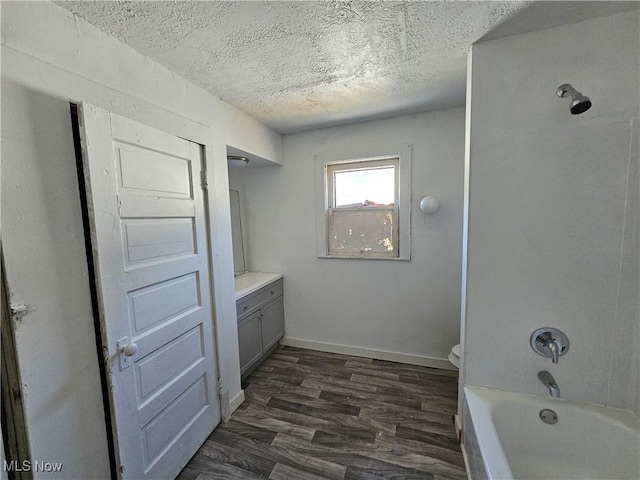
[{"xmin": 463, "ymin": 386, "xmax": 640, "ymax": 480}]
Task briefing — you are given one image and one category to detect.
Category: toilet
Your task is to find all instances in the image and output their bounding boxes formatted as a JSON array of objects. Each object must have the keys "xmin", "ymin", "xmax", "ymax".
[{"xmin": 448, "ymin": 343, "xmax": 461, "ymax": 369}]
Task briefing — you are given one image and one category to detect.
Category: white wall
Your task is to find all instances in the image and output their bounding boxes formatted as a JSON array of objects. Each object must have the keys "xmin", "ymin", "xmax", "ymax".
[
  {"xmin": 235, "ymin": 109, "xmax": 465, "ymax": 365},
  {"xmin": 2, "ymin": 79, "xmax": 112, "ymax": 480},
  {"xmin": 1, "ymin": 2, "xmax": 281, "ymax": 477},
  {"xmin": 463, "ymin": 10, "xmax": 639, "ymax": 414}
]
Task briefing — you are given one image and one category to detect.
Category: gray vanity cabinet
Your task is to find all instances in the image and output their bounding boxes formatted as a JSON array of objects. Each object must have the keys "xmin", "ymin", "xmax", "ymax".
[
  {"xmin": 237, "ymin": 278, "xmax": 284, "ymax": 378},
  {"xmin": 238, "ymin": 311, "xmax": 262, "ymax": 372},
  {"xmin": 261, "ymin": 297, "xmax": 285, "ymax": 352}
]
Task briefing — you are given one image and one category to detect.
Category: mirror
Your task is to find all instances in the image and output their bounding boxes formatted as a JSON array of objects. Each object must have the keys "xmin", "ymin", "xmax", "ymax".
[{"xmin": 230, "ymin": 190, "xmax": 246, "ymax": 276}]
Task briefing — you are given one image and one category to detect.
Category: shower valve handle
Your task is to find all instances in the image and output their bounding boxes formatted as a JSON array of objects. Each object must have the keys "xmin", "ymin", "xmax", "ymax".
[{"xmin": 530, "ymin": 328, "xmax": 569, "ymax": 364}]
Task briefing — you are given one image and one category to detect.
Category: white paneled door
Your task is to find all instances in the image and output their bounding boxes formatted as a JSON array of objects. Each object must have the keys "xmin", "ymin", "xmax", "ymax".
[{"xmin": 79, "ymin": 103, "xmax": 220, "ymax": 479}]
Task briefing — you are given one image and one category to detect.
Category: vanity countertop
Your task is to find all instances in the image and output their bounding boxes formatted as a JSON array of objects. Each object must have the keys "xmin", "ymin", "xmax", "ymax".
[{"xmin": 235, "ymin": 272, "xmax": 283, "ymax": 300}]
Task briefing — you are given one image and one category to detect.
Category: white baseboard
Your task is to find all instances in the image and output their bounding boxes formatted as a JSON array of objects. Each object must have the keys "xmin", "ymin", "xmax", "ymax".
[
  {"xmin": 229, "ymin": 389, "xmax": 245, "ymax": 414},
  {"xmin": 455, "ymin": 413, "xmax": 462, "ymax": 441},
  {"xmin": 461, "ymin": 441, "xmax": 473, "ymax": 480},
  {"xmin": 280, "ymin": 337, "xmax": 456, "ymax": 371}
]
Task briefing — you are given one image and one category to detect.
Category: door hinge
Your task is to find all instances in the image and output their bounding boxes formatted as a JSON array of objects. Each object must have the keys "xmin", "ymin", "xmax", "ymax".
[
  {"xmin": 218, "ymin": 378, "xmax": 224, "ymax": 397},
  {"xmin": 201, "ymin": 170, "xmax": 208, "ymax": 190}
]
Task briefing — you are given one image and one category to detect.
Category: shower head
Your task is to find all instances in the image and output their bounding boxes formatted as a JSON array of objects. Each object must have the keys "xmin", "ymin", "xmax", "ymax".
[{"xmin": 556, "ymin": 83, "xmax": 592, "ymax": 115}]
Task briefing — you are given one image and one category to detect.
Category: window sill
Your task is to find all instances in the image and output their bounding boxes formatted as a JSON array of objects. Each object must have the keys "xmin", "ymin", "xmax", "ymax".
[{"xmin": 317, "ymin": 254, "xmax": 410, "ymax": 261}]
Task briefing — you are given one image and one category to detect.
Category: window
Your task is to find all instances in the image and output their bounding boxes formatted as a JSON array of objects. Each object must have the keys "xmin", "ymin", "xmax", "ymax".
[
  {"xmin": 316, "ymin": 146, "xmax": 411, "ymax": 260},
  {"xmin": 327, "ymin": 157, "xmax": 399, "ymax": 257}
]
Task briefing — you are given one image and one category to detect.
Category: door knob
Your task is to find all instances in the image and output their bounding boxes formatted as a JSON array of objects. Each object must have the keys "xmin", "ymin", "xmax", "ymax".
[
  {"xmin": 120, "ymin": 342, "xmax": 138, "ymax": 356},
  {"xmin": 116, "ymin": 337, "xmax": 137, "ymax": 370}
]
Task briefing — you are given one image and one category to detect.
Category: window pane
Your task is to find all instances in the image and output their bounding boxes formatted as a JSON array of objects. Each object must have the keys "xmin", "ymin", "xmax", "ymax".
[
  {"xmin": 328, "ymin": 208, "xmax": 397, "ymax": 256},
  {"xmin": 334, "ymin": 166, "xmax": 395, "ymax": 207}
]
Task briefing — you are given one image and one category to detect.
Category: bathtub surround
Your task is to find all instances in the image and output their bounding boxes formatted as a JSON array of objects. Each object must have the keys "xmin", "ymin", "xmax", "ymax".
[
  {"xmin": 462, "ymin": 8, "xmax": 640, "ymax": 418},
  {"xmin": 234, "ymin": 108, "xmax": 465, "ymax": 367}
]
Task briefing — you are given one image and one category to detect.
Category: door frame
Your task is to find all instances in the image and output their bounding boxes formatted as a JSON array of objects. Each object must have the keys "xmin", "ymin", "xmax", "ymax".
[
  {"xmin": 1, "ymin": 249, "xmax": 32, "ymax": 480},
  {"xmin": 71, "ymin": 102, "xmax": 230, "ymax": 478}
]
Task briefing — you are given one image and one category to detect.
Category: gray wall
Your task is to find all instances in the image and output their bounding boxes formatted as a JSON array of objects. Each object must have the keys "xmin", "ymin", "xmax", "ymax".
[
  {"xmin": 463, "ymin": 10, "xmax": 639, "ymax": 413},
  {"xmin": 235, "ymin": 108, "xmax": 465, "ymax": 364}
]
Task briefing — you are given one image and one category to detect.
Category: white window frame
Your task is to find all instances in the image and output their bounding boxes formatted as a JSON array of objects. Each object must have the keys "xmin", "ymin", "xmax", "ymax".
[{"xmin": 316, "ymin": 144, "xmax": 412, "ymax": 260}]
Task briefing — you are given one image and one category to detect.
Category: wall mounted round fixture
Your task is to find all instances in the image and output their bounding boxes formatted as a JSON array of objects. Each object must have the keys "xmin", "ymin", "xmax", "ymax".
[
  {"xmin": 419, "ymin": 196, "xmax": 440, "ymax": 214},
  {"xmin": 227, "ymin": 155, "xmax": 249, "ymax": 168}
]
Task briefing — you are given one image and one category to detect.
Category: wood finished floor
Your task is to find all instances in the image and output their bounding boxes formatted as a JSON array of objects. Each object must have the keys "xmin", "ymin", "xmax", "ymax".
[{"xmin": 178, "ymin": 346, "xmax": 466, "ymax": 480}]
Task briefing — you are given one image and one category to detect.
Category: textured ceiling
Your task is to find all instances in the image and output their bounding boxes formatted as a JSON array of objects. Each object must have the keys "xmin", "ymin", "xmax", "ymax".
[{"xmin": 57, "ymin": 1, "xmax": 533, "ymax": 133}]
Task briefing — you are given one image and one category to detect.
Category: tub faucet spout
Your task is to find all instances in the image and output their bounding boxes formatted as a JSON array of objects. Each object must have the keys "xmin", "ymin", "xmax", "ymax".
[{"xmin": 538, "ymin": 371, "xmax": 560, "ymax": 398}]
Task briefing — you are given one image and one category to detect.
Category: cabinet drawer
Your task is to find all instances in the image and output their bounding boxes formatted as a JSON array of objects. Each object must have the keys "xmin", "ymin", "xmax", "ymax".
[{"xmin": 237, "ymin": 279, "xmax": 283, "ymax": 319}]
